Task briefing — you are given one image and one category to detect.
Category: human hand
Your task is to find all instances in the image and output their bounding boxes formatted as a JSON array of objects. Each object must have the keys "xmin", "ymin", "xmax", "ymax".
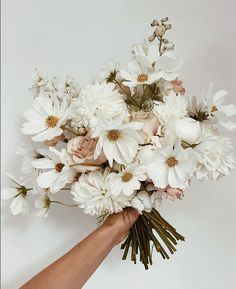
[{"xmin": 100, "ymin": 208, "xmax": 139, "ymax": 246}]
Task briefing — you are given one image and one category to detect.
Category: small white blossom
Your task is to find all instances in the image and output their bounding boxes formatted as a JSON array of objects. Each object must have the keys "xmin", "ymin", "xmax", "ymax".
[{"xmin": 32, "ymin": 147, "xmax": 72, "ymax": 193}]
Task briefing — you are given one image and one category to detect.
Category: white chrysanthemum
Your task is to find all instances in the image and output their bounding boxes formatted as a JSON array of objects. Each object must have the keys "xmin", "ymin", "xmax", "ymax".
[
  {"xmin": 203, "ymin": 83, "xmax": 236, "ymax": 130},
  {"xmin": 72, "ymin": 82, "xmax": 127, "ymax": 129},
  {"xmin": 1, "ymin": 173, "xmax": 34, "ymax": 216},
  {"xmin": 93, "ymin": 121, "xmax": 143, "ymax": 166},
  {"xmin": 194, "ymin": 125, "xmax": 235, "ymax": 180},
  {"xmin": 21, "ymin": 95, "xmax": 71, "ymax": 141},
  {"xmin": 147, "ymin": 142, "xmax": 197, "ymax": 189},
  {"xmin": 107, "ymin": 164, "xmax": 147, "ymax": 196},
  {"xmin": 133, "ymin": 42, "xmax": 182, "ymax": 81},
  {"xmin": 71, "ymin": 169, "xmax": 132, "ymax": 215},
  {"xmin": 32, "ymin": 147, "xmax": 72, "ymax": 193},
  {"xmin": 153, "ymin": 91, "xmax": 188, "ymax": 125},
  {"xmin": 120, "ymin": 59, "xmax": 163, "ymax": 87}
]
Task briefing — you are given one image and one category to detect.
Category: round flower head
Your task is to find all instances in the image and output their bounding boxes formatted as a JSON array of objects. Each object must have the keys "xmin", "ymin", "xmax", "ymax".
[
  {"xmin": 93, "ymin": 121, "xmax": 144, "ymax": 167},
  {"xmin": 21, "ymin": 95, "xmax": 71, "ymax": 141},
  {"xmin": 107, "ymin": 164, "xmax": 147, "ymax": 196},
  {"xmin": 147, "ymin": 141, "xmax": 197, "ymax": 189}
]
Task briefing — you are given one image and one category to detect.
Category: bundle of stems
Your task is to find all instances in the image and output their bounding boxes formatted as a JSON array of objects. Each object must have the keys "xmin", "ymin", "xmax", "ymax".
[{"xmin": 121, "ymin": 208, "xmax": 185, "ymax": 269}]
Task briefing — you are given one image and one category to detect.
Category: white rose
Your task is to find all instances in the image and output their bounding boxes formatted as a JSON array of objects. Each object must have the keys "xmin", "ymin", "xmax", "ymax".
[{"xmin": 175, "ymin": 117, "xmax": 201, "ymax": 144}]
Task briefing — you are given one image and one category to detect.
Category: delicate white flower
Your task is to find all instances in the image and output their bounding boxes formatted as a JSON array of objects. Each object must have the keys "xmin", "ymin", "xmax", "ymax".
[
  {"xmin": 21, "ymin": 95, "xmax": 71, "ymax": 141},
  {"xmin": 93, "ymin": 121, "xmax": 143, "ymax": 166},
  {"xmin": 96, "ymin": 59, "xmax": 120, "ymax": 83},
  {"xmin": 34, "ymin": 190, "xmax": 51, "ymax": 217},
  {"xmin": 72, "ymin": 82, "xmax": 127, "ymax": 129},
  {"xmin": 71, "ymin": 169, "xmax": 132, "ymax": 215},
  {"xmin": 32, "ymin": 147, "xmax": 72, "ymax": 193},
  {"xmin": 107, "ymin": 164, "xmax": 147, "ymax": 196},
  {"xmin": 194, "ymin": 125, "xmax": 235, "ymax": 180},
  {"xmin": 64, "ymin": 75, "xmax": 80, "ymax": 101},
  {"xmin": 120, "ymin": 59, "xmax": 163, "ymax": 87},
  {"xmin": 2, "ymin": 173, "xmax": 32, "ymax": 215},
  {"xmin": 133, "ymin": 42, "xmax": 182, "ymax": 81},
  {"xmin": 30, "ymin": 69, "xmax": 49, "ymax": 97},
  {"xmin": 131, "ymin": 191, "xmax": 153, "ymax": 213},
  {"xmin": 203, "ymin": 83, "xmax": 236, "ymax": 130},
  {"xmin": 153, "ymin": 91, "xmax": 188, "ymax": 125},
  {"xmin": 147, "ymin": 141, "xmax": 197, "ymax": 189}
]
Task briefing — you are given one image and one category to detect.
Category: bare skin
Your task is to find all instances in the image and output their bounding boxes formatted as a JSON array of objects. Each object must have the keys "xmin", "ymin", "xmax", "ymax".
[{"xmin": 21, "ymin": 208, "xmax": 139, "ymax": 289}]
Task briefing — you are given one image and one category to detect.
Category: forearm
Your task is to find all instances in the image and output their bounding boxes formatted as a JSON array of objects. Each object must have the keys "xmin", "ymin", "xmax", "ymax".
[
  {"xmin": 21, "ymin": 208, "xmax": 138, "ymax": 289},
  {"xmin": 21, "ymin": 225, "xmax": 117, "ymax": 289}
]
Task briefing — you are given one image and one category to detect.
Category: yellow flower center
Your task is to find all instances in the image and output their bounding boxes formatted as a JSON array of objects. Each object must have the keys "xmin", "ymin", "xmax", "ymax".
[
  {"xmin": 107, "ymin": 129, "xmax": 120, "ymax": 141},
  {"xmin": 46, "ymin": 115, "xmax": 59, "ymax": 128},
  {"xmin": 211, "ymin": 105, "xmax": 218, "ymax": 113},
  {"xmin": 166, "ymin": 157, "xmax": 178, "ymax": 167},
  {"xmin": 137, "ymin": 73, "xmax": 148, "ymax": 82},
  {"xmin": 55, "ymin": 163, "xmax": 64, "ymax": 172},
  {"xmin": 121, "ymin": 172, "xmax": 133, "ymax": 182}
]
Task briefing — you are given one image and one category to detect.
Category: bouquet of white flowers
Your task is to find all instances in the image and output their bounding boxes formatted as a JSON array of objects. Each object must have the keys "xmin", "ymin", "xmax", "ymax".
[{"xmin": 3, "ymin": 17, "xmax": 236, "ymax": 269}]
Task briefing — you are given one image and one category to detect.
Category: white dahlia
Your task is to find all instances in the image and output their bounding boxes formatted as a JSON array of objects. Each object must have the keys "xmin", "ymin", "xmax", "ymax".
[
  {"xmin": 21, "ymin": 95, "xmax": 71, "ymax": 141},
  {"xmin": 71, "ymin": 169, "xmax": 132, "ymax": 215},
  {"xmin": 93, "ymin": 121, "xmax": 143, "ymax": 166},
  {"xmin": 31, "ymin": 147, "xmax": 72, "ymax": 193},
  {"xmin": 153, "ymin": 91, "xmax": 188, "ymax": 125},
  {"xmin": 147, "ymin": 141, "xmax": 197, "ymax": 189},
  {"xmin": 72, "ymin": 82, "xmax": 127, "ymax": 129},
  {"xmin": 194, "ymin": 125, "xmax": 235, "ymax": 180},
  {"xmin": 107, "ymin": 164, "xmax": 147, "ymax": 196}
]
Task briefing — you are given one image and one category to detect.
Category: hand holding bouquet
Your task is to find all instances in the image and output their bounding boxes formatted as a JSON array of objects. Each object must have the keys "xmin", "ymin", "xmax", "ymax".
[{"xmin": 3, "ymin": 17, "xmax": 236, "ymax": 269}]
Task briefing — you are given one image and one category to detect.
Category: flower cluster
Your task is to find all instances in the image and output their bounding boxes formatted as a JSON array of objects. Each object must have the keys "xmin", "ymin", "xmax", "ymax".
[{"xmin": 3, "ymin": 18, "xmax": 235, "ymax": 221}]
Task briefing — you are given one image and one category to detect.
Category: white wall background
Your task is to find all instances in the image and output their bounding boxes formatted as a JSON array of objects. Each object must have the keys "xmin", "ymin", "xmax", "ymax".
[{"xmin": 1, "ymin": 0, "xmax": 236, "ymax": 288}]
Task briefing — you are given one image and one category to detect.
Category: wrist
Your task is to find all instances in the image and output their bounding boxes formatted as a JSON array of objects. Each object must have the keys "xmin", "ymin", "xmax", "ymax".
[{"xmin": 99, "ymin": 221, "xmax": 126, "ymax": 247}]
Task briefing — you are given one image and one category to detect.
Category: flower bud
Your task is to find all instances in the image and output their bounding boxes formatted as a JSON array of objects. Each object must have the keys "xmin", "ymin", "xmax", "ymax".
[{"xmin": 175, "ymin": 117, "xmax": 201, "ymax": 144}]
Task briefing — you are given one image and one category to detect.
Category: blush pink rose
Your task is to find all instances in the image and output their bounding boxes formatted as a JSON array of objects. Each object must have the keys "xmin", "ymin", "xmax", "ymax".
[
  {"xmin": 44, "ymin": 134, "xmax": 66, "ymax": 147},
  {"xmin": 171, "ymin": 79, "xmax": 185, "ymax": 95},
  {"xmin": 130, "ymin": 111, "xmax": 160, "ymax": 143},
  {"xmin": 67, "ymin": 136, "xmax": 107, "ymax": 168}
]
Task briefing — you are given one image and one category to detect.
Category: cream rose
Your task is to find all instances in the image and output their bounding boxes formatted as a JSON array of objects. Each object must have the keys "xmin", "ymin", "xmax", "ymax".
[
  {"xmin": 130, "ymin": 111, "xmax": 160, "ymax": 143},
  {"xmin": 67, "ymin": 136, "xmax": 107, "ymax": 171}
]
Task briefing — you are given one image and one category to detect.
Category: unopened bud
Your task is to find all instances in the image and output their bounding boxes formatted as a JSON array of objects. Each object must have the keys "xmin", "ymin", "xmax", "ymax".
[
  {"xmin": 148, "ymin": 34, "xmax": 156, "ymax": 42},
  {"xmin": 161, "ymin": 17, "xmax": 169, "ymax": 22},
  {"xmin": 165, "ymin": 24, "xmax": 172, "ymax": 30},
  {"xmin": 163, "ymin": 38, "xmax": 169, "ymax": 44},
  {"xmin": 151, "ymin": 19, "xmax": 159, "ymax": 27}
]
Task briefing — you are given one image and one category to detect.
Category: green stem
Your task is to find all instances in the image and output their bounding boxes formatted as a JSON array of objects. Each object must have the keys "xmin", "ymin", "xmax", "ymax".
[{"xmin": 50, "ymin": 200, "xmax": 78, "ymax": 207}]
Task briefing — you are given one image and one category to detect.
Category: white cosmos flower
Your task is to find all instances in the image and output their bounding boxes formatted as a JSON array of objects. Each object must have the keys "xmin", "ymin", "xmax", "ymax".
[
  {"xmin": 203, "ymin": 83, "xmax": 236, "ymax": 130},
  {"xmin": 71, "ymin": 169, "xmax": 132, "ymax": 215},
  {"xmin": 32, "ymin": 147, "xmax": 72, "ymax": 193},
  {"xmin": 147, "ymin": 141, "xmax": 197, "ymax": 189},
  {"xmin": 120, "ymin": 59, "xmax": 163, "ymax": 87},
  {"xmin": 93, "ymin": 121, "xmax": 143, "ymax": 166},
  {"xmin": 153, "ymin": 91, "xmax": 188, "ymax": 125},
  {"xmin": 194, "ymin": 125, "xmax": 235, "ymax": 181},
  {"xmin": 34, "ymin": 190, "xmax": 51, "ymax": 217},
  {"xmin": 107, "ymin": 164, "xmax": 147, "ymax": 196},
  {"xmin": 133, "ymin": 42, "xmax": 182, "ymax": 81},
  {"xmin": 2, "ymin": 173, "xmax": 33, "ymax": 215},
  {"xmin": 21, "ymin": 95, "xmax": 71, "ymax": 142},
  {"xmin": 72, "ymin": 82, "xmax": 127, "ymax": 129},
  {"xmin": 96, "ymin": 59, "xmax": 120, "ymax": 83}
]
